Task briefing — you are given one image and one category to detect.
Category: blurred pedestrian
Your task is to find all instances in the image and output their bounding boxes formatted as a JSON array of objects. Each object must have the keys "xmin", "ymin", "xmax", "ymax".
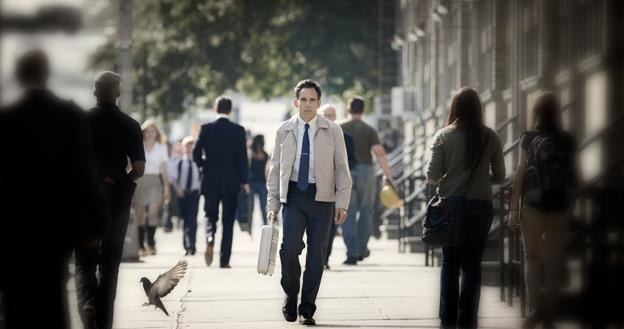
[
  {"xmin": 171, "ymin": 136, "xmax": 201, "ymax": 256},
  {"xmin": 267, "ymin": 80, "xmax": 352, "ymax": 325},
  {"xmin": 426, "ymin": 87, "xmax": 505, "ymax": 329},
  {"xmin": 193, "ymin": 95, "xmax": 250, "ymax": 268},
  {"xmin": 74, "ymin": 71, "xmax": 145, "ymax": 329},
  {"xmin": 133, "ymin": 120, "xmax": 170, "ymax": 256},
  {"xmin": 508, "ymin": 92, "xmax": 578, "ymax": 329},
  {"xmin": 319, "ymin": 104, "xmax": 357, "ymax": 270},
  {"xmin": 0, "ymin": 49, "xmax": 108, "ymax": 329},
  {"xmin": 249, "ymin": 134, "xmax": 269, "ymax": 226},
  {"xmin": 340, "ymin": 96, "xmax": 393, "ymax": 264},
  {"xmin": 166, "ymin": 140, "xmax": 184, "ymax": 231}
]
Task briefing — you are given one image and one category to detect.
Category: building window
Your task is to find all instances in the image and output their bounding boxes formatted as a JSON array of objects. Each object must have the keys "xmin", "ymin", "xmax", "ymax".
[{"xmin": 520, "ymin": 0, "xmax": 538, "ymax": 79}]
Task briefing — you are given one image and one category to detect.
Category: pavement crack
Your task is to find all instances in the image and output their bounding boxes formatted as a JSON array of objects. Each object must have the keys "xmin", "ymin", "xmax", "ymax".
[{"xmin": 171, "ymin": 263, "xmax": 192, "ymax": 329}]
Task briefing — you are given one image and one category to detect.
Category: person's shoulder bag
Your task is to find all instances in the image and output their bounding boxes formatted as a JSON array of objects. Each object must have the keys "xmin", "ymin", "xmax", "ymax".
[{"xmin": 422, "ymin": 131, "xmax": 487, "ymax": 247}]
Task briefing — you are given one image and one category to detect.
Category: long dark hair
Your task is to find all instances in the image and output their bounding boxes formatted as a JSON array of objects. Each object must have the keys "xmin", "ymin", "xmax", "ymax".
[
  {"xmin": 446, "ymin": 87, "xmax": 487, "ymax": 169},
  {"xmin": 532, "ymin": 92, "xmax": 562, "ymax": 133},
  {"xmin": 251, "ymin": 134, "xmax": 266, "ymax": 158}
]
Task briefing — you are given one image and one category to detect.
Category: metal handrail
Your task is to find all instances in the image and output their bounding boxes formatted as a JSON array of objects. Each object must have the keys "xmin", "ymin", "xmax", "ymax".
[
  {"xmin": 579, "ymin": 112, "xmax": 624, "ymax": 150},
  {"xmin": 496, "ymin": 114, "xmax": 519, "ymax": 133},
  {"xmin": 404, "ymin": 184, "xmax": 428, "ymax": 204},
  {"xmin": 374, "ymin": 137, "xmax": 422, "ymax": 176},
  {"xmin": 405, "ymin": 210, "xmax": 426, "ymax": 227}
]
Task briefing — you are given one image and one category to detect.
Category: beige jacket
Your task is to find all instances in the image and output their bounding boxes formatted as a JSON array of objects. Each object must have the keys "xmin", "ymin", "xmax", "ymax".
[{"xmin": 267, "ymin": 114, "xmax": 352, "ymax": 212}]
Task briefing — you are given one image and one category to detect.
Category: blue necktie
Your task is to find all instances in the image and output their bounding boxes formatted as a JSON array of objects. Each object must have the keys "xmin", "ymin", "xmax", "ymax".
[{"xmin": 297, "ymin": 123, "xmax": 310, "ymax": 191}]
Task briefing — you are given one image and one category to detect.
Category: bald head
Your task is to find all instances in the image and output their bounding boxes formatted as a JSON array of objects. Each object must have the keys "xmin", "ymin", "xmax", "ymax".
[
  {"xmin": 16, "ymin": 49, "xmax": 49, "ymax": 87},
  {"xmin": 94, "ymin": 71, "xmax": 120, "ymax": 103},
  {"xmin": 319, "ymin": 104, "xmax": 337, "ymax": 122}
]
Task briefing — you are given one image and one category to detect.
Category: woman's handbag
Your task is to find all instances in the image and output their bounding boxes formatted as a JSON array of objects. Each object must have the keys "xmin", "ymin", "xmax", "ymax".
[{"xmin": 422, "ymin": 195, "xmax": 466, "ymax": 246}]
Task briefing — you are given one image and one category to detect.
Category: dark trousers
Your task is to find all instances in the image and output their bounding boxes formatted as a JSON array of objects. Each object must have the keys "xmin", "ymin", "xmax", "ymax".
[
  {"xmin": 439, "ymin": 199, "xmax": 493, "ymax": 329},
  {"xmin": 280, "ymin": 182, "xmax": 334, "ymax": 317},
  {"xmin": 179, "ymin": 190, "xmax": 200, "ymax": 252},
  {"xmin": 1, "ymin": 254, "xmax": 70, "ymax": 329},
  {"xmin": 75, "ymin": 182, "xmax": 135, "ymax": 329},
  {"xmin": 203, "ymin": 189, "xmax": 238, "ymax": 266},
  {"xmin": 250, "ymin": 181, "xmax": 268, "ymax": 225},
  {"xmin": 326, "ymin": 209, "xmax": 337, "ymax": 266}
]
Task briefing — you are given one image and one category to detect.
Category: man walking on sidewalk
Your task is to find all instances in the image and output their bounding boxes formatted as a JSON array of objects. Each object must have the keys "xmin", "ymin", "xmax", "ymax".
[
  {"xmin": 340, "ymin": 96, "xmax": 393, "ymax": 265},
  {"xmin": 267, "ymin": 80, "xmax": 352, "ymax": 325},
  {"xmin": 74, "ymin": 71, "xmax": 146, "ymax": 329},
  {"xmin": 319, "ymin": 104, "xmax": 357, "ymax": 269},
  {"xmin": 193, "ymin": 96, "xmax": 250, "ymax": 268}
]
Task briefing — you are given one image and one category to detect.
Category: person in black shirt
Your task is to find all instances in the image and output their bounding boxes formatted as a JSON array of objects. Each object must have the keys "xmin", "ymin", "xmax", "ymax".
[
  {"xmin": 249, "ymin": 134, "xmax": 269, "ymax": 226},
  {"xmin": 74, "ymin": 71, "xmax": 146, "ymax": 329}
]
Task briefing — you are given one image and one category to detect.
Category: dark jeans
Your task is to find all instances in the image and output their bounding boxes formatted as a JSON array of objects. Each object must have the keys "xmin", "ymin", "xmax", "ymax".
[
  {"xmin": 179, "ymin": 190, "xmax": 200, "ymax": 252},
  {"xmin": 342, "ymin": 164, "xmax": 375, "ymax": 258},
  {"xmin": 203, "ymin": 189, "xmax": 238, "ymax": 266},
  {"xmin": 280, "ymin": 182, "xmax": 334, "ymax": 317},
  {"xmin": 439, "ymin": 199, "xmax": 493, "ymax": 329},
  {"xmin": 75, "ymin": 181, "xmax": 135, "ymax": 329},
  {"xmin": 250, "ymin": 181, "xmax": 268, "ymax": 226}
]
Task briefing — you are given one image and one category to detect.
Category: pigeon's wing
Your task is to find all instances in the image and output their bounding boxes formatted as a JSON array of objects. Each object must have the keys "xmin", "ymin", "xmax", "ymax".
[{"xmin": 150, "ymin": 260, "xmax": 188, "ymax": 298}]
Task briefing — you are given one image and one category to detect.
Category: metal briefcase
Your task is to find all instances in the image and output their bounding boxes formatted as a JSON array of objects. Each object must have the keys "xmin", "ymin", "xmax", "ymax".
[{"xmin": 257, "ymin": 223, "xmax": 280, "ymax": 275}]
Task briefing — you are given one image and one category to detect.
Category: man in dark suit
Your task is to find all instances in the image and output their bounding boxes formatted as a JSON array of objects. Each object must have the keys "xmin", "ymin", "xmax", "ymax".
[
  {"xmin": 193, "ymin": 96, "xmax": 249, "ymax": 268},
  {"xmin": 0, "ymin": 49, "xmax": 108, "ymax": 329}
]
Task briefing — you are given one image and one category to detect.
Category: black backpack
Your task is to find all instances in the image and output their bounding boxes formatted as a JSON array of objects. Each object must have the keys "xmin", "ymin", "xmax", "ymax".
[{"xmin": 522, "ymin": 132, "xmax": 576, "ymax": 211}]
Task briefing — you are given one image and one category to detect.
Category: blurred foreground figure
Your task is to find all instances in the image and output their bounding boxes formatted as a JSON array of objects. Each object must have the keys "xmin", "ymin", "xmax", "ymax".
[
  {"xmin": 0, "ymin": 49, "xmax": 108, "ymax": 329},
  {"xmin": 509, "ymin": 92, "xmax": 578, "ymax": 329},
  {"xmin": 74, "ymin": 71, "xmax": 145, "ymax": 329}
]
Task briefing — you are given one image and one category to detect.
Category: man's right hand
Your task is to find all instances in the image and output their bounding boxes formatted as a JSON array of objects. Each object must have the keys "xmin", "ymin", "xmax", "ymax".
[
  {"xmin": 267, "ymin": 210, "xmax": 278, "ymax": 224},
  {"xmin": 175, "ymin": 187, "xmax": 185, "ymax": 198}
]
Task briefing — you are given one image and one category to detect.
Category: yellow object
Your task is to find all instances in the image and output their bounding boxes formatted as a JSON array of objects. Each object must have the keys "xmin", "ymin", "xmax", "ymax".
[{"xmin": 380, "ymin": 183, "xmax": 403, "ymax": 208}]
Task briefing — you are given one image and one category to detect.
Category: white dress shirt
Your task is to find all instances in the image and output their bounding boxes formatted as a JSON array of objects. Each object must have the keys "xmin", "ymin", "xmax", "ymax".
[
  {"xmin": 170, "ymin": 155, "xmax": 201, "ymax": 191},
  {"xmin": 144, "ymin": 143, "xmax": 168, "ymax": 175},
  {"xmin": 290, "ymin": 114, "xmax": 317, "ymax": 183}
]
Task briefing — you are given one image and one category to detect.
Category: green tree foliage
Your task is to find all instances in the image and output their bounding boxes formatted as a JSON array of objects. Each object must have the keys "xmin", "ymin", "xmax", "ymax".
[{"xmin": 89, "ymin": 0, "xmax": 379, "ymax": 120}]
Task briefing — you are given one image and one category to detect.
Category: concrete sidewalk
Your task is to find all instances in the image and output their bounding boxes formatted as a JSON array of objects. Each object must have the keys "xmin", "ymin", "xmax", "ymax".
[{"xmin": 67, "ymin": 221, "xmax": 522, "ymax": 329}]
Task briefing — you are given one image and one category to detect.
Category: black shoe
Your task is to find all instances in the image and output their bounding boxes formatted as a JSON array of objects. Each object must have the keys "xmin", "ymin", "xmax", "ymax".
[
  {"xmin": 282, "ymin": 301, "xmax": 297, "ymax": 322},
  {"xmin": 522, "ymin": 311, "xmax": 543, "ymax": 329},
  {"xmin": 299, "ymin": 315, "xmax": 316, "ymax": 326},
  {"xmin": 324, "ymin": 264, "xmax": 330, "ymax": 270},
  {"xmin": 343, "ymin": 257, "xmax": 358, "ymax": 265},
  {"xmin": 219, "ymin": 264, "xmax": 231, "ymax": 269},
  {"xmin": 358, "ymin": 249, "xmax": 370, "ymax": 261},
  {"xmin": 190, "ymin": 248, "xmax": 196, "ymax": 256},
  {"xmin": 80, "ymin": 305, "xmax": 99, "ymax": 329}
]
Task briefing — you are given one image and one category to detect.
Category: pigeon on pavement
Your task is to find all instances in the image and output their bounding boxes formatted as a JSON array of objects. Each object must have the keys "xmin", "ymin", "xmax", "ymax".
[{"xmin": 140, "ymin": 259, "xmax": 188, "ymax": 316}]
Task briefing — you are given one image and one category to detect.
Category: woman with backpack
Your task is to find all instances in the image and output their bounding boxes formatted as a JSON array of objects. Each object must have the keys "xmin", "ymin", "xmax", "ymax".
[
  {"xmin": 509, "ymin": 92, "xmax": 578, "ymax": 329},
  {"xmin": 426, "ymin": 87, "xmax": 506, "ymax": 329}
]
